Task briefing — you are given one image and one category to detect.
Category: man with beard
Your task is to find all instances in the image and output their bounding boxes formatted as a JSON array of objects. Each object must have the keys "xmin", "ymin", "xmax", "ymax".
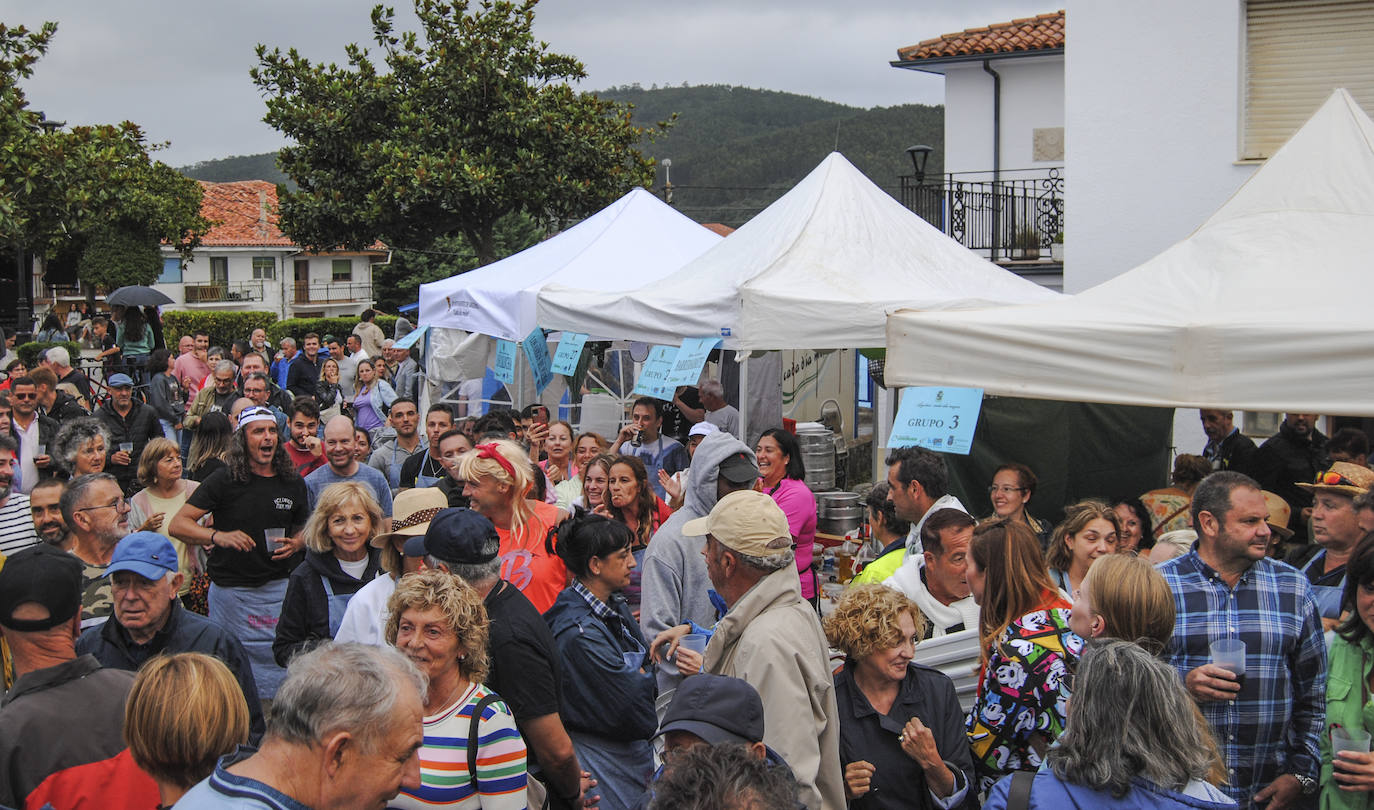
[
  {"xmin": 28, "ymin": 478, "xmax": 67, "ymax": 550},
  {"xmin": 169, "ymin": 407, "xmax": 310, "ymax": 701},
  {"xmin": 59, "ymin": 473, "xmax": 130, "ymax": 629},
  {"xmin": 369, "ymin": 398, "xmax": 424, "ymax": 493},
  {"xmin": 304, "ymin": 416, "xmax": 393, "ymax": 518},
  {"xmin": 95, "ymin": 374, "xmax": 163, "ymax": 497},
  {"xmin": 0, "ymin": 436, "xmax": 38, "ymax": 556},
  {"xmin": 1254, "ymin": 413, "xmax": 1330, "ymax": 543}
]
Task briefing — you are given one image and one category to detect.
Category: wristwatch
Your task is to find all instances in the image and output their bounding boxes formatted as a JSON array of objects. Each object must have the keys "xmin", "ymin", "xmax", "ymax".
[{"xmin": 1291, "ymin": 773, "xmax": 1317, "ymax": 795}]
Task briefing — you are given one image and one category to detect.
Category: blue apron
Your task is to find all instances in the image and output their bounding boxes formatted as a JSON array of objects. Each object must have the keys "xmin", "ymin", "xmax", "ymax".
[
  {"xmin": 208, "ymin": 578, "xmax": 290, "ymax": 701},
  {"xmin": 1300, "ymin": 554, "xmax": 1346, "ymax": 619},
  {"xmin": 320, "ymin": 576, "xmax": 353, "ymax": 637},
  {"xmin": 416, "ymin": 455, "xmax": 444, "ymax": 489}
]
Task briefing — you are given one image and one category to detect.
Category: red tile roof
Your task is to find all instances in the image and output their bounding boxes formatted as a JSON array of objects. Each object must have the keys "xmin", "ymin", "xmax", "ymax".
[
  {"xmin": 701, "ymin": 222, "xmax": 735, "ymax": 237},
  {"xmin": 198, "ymin": 180, "xmax": 295, "ymax": 247},
  {"xmin": 897, "ymin": 10, "xmax": 1064, "ymax": 62}
]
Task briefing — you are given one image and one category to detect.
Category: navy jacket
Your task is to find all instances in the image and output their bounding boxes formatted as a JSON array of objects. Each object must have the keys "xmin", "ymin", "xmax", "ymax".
[{"xmin": 272, "ymin": 548, "xmax": 381, "ymax": 667}]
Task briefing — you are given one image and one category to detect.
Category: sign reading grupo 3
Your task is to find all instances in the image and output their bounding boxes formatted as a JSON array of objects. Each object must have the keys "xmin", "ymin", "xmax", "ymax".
[{"xmin": 888, "ymin": 386, "xmax": 984, "ymax": 455}]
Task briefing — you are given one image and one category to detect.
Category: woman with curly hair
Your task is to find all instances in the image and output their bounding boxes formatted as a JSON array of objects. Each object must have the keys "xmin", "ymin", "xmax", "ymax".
[
  {"xmin": 388, "ymin": 569, "xmax": 527, "ymax": 809},
  {"xmin": 823, "ymin": 584, "xmax": 972, "ymax": 809},
  {"xmin": 53, "ymin": 416, "xmax": 111, "ymax": 478},
  {"xmin": 1045, "ymin": 499, "xmax": 1120, "ymax": 598},
  {"xmin": 272, "ymin": 481, "xmax": 384, "ymax": 666},
  {"xmin": 545, "ymin": 515, "xmax": 656, "ymax": 810},
  {"xmin": 966, "ymin": 518, "xmax": 1080, "ymax": 794}
]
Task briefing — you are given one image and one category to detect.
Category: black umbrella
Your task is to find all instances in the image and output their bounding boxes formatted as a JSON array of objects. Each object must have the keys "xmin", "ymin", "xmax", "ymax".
[{"xmin": 106, "ymin": 285, "xmax": 174, "ymax": 308}]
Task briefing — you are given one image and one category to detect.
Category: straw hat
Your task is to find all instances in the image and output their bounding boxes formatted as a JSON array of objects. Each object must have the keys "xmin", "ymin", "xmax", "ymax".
[
  {"xmin": 1260, "ymin": 491, "xmax": 1295, "ymax": 540},
  {"xmin": 371, "ymin": 488, "xmax": 448, "ymax": 548},
  {"xmin": 1295, "ymin": 462, "xmax": 1374, "ymax": 498}
]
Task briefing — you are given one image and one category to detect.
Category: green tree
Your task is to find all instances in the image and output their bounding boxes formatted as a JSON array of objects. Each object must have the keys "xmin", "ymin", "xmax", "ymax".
[
  {"xmin": 251, "ymin": 0, "xmax": 666, "ymax": 265},
  {"xmin": 375, "ymin": 209, "xmax": 544, "ymax": 310},
  {"xmin": 0, "ymin": 22, "xmax": 210, "ymax": 288}
]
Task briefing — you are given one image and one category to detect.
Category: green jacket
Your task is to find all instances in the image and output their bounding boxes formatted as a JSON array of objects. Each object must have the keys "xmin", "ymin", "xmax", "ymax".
[{"xmin": 1322, "ymin": 633, "xmax": 1374, "ymax": 810}]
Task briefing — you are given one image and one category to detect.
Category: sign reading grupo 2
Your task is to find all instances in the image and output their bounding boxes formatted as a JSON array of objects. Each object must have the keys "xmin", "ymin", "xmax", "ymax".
[{"xmin": 888, "ymin": 386, "xmax": 983, "ymax": 455}]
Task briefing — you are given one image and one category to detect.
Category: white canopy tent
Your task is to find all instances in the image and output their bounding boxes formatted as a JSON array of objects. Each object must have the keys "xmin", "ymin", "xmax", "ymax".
[
  {"xmin": 418, "ymin": 187, "xmax": 722, "ymax": 342},
  {"xmin": 537, "ymin": 152, "xmax": 1057, "ymax": 350},
  {"xmin": 885, "ymin": 90, "xmax": 1374, "ymax": 417}
]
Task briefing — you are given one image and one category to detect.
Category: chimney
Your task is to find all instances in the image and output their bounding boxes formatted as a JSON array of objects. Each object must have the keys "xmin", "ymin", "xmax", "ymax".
[{"xmin": 258, "ymin": 187, "xmax": 269, "ymax": 240}]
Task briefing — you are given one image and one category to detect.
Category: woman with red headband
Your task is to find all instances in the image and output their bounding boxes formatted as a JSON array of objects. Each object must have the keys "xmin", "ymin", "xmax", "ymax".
[{"xmin": 459, "ymin": 439, "xmax": 568, "ymax": 613}]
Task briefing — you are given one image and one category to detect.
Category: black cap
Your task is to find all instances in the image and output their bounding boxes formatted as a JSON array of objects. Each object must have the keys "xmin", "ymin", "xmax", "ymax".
[
  {"xmin": 657, "ymin": 674, "xmax": 765, "ymax": 745},
  {"xmin": 0, "ymin": 544, "xmax": 83, "ymax": 631},
  {"xmin": 404, "ymin": 508, "xmax": 500, "ymax": 565},
  {"xmin": 717, "ymin": 451, "xmax": 760, "ymax": 484}
]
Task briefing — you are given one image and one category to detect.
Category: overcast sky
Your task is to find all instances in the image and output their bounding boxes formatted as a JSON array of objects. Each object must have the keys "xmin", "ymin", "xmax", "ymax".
[{"xmin": 11, "ymin": 0, "xmax": 1052, "ymax": 167}]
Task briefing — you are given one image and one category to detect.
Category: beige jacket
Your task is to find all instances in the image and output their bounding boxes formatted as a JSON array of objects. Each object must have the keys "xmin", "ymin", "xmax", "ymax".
[
  {"xmin": 705, "ymin": 566, "xmax": 845, "ymax": 810},
  {"xmin": 352, "ymin": 320, "xmax": 387, "ymax": 362}
]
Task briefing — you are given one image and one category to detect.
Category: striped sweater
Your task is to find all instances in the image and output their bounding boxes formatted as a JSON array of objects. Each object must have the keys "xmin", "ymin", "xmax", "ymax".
[{"xmin": 390, "ymin": 682, "xmax": 528, "ymax": 809}]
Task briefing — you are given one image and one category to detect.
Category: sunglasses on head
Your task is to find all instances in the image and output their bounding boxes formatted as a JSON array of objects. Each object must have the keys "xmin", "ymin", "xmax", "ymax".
[{"xmin": 1316, "ymin": 470, "xmax": 1362, "ymax": 487}]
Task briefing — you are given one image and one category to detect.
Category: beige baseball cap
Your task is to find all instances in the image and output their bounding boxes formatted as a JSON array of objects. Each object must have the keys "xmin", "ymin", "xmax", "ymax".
[{"xmin": 682, "ymin": 490, "xmax": 792, "ymax": 557}]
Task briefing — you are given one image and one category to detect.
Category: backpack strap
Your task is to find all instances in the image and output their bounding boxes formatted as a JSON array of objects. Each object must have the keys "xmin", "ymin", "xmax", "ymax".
[
  {"xmin": 1007, "ymin": 769, "xmax": 1036, "ymax": 810},
  {"xmin": 466, "ymin": 692, "xmax": 502, "ymax": 781}
]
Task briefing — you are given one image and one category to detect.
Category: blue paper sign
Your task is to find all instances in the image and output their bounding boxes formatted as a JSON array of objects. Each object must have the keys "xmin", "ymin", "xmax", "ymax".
[
  {"xmin": 493, "ymin": 339, "xmax": 517, "ymax": 384},
  {"xmin": 631, "ymin": 346, "xmax": 678, "ymax": 400},
  {"xmin": 550, "ymin": 332, "xmax": 588, "ymax": 376},
  {"xmin": 522, "ymin": 327, "xmax": 554, "ymax": 395},
  {"xmin": 392, "ymin": 324, "xmax": 428, "ymax": 351},
  {"xmin": 888, "ymin": 386, "xmax": 984, "ymax": 455},
  {"xmin": 666, "ymin": 337, "xmax": 722, "ymax": 387}
]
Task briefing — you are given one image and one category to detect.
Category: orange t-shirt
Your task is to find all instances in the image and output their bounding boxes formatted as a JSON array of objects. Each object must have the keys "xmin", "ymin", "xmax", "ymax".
[{"xmin": 495, "ymin": 500, "xmax": 568, "ymax": 613}]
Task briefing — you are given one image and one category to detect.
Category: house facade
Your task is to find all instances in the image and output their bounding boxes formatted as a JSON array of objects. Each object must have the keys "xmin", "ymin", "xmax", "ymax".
[{"xmin": 155, "ymin": 180, "xmax": 387, "ymax": 318}]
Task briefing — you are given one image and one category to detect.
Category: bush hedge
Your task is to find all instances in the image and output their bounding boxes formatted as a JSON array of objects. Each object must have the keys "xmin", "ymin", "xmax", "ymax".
[
  {"xmin": 267, "ymin": 315, "xmax": 399, "ymax": 346},
  {"xmin": 17, "ymin": 341, "xmax": 84, "ymax": 369},
  {"xmin": 162, "ymin": 311, "xmax": 278, "ymax": 350}
]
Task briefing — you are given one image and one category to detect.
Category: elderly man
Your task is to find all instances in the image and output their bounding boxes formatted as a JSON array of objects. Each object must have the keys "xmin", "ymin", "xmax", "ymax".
[
  {"xmin": 640, "ymin": 431, "xmax": 758, "ymax": 690},
  {"xmin": 75, "ymin": 531, "xmax": 264, "ymax": 739},
  {"xmin": 699, "ymin": 379, "xmax": 740, "ymax": 439},
  {"xmin": 0, "ymin": 545, "xmax": 156, "ymax": 808},
  {"xmin": 1160, "ymin": 471, "xmax": 1326, "ymax": 807},
  {"xmin": 179, "ymin": 642, "xmax": 426, "ymax": 807},
  {"xmin": 249, "ymin": 327, "xmax": 269, "ymax": 358},
  {"xmin": 338, "ymin": 334, "xmax": 364, "ymax": 396},
  {"xmin": 28, "ymin": 477, "xmax": 67, "ymax": 550},
  {"xmin": 9, "ymin": 375, "xmax": 57, "ymax": 493},
  {"xmin": 665, "ymin": 490, "xmax": 844, "ymax": 810},
  {"xmin": 391, "ymin": 343, "xmax": 420, "ymax": 402},
  {"xmin": 95, "ymin": 373, "xmax": 162, "ymax": 496},
  {"xmin": 170, "ymin": 406, "xmax": 310, "ymax": 700},
  {"xmin": 884, "ymin": 508, "xmax": 979, "ymax": 639},
  {"xmin": 271, "ymin": 337, "xmax": 297, "ymax": 391},
  {"xmin": 0, "ymin": 436, "xmax": 38, "ymax": 557},
  {"xmin": 60, "ymin": 473, "xmax": 130, "ymax": 629},
  {"xmin": 884, "ymin": 447, "xmax": 967, "ymax": 556},
  {"xmin": 1290, "ymin": 462, "xmax": 1374, "ymax": 625},
  {"xmin": 1254, "ymin": 413, "xmax": 1330, "ymax": 543},
  {"xmin": 405, "ymin": 507, "xmax": 588, "ymax": 809},
  {"xmin": 173, "ymin": 330, "xmax": 211, "ymax": 401},
  {"xmin": 305, "ymin": 415, "xmax": 394, "ymax": 515},
  {"xmin": 183, "ymin": 360, "xmax": 240, "ymax": 430},
  {"xmin": 286, "ymin": 332, "xmax": 323, "ymax": 400},
  {"xmin": 369, "ymin": 398, "xmax": 425, "ymax": 492},
  {"xmin": 42, "ymin": 345, "xmax": 91, "ymax": 404},
  {"xmin": 1200, "ymin": 409, "xmax": 1258, "ymax": 475},
  {"xmin": 239, "ymin": 351, "xmax": 292, "ymax": 412}
]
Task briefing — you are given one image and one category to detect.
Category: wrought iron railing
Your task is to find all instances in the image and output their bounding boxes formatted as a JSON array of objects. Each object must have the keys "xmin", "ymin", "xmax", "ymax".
[
  {"xmin": 184, "ymin": 282, "xmax": 265, "ymax": 303},
  {"xmin": 293, "ymin": 281, "xmax": 372, "ymax": 305},
  {"xmin": 898, "ymin": 169, "xmax": 1064, "ymax": 261}
]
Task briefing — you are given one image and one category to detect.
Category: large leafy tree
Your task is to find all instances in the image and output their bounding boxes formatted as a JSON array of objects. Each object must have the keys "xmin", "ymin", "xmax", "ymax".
[
  {"xmin": 252, "ymin": 0, "xmax": 666, "ymax": 265},
  {"xmin": 0, "ymin": 22, "xmax": 210, "ymax": 288}
]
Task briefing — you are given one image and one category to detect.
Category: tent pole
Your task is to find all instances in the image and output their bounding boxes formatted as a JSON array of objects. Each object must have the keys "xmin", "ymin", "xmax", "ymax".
[
  {"xmin": 739, "ymin": 351, "xmax": 750, "ymax": 443},
  {"xmin": 874, "ymin": 385, "xmax": 896, "ymax": 483},
  {"xmin": 515, "ymin": 343, "xmax": 526, "ymax": 411}
]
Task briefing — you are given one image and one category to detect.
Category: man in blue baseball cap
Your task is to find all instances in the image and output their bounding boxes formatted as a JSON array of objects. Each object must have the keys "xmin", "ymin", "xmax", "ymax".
[{"xmin": 75, "ymin": 531, "xmax": 265, "ymax": 739}]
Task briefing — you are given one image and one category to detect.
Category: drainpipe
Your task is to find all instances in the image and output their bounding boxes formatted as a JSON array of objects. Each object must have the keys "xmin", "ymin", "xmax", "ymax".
[{"xmin": 983, "ymin": 59, "xmax": 1002, "ymax": 260}]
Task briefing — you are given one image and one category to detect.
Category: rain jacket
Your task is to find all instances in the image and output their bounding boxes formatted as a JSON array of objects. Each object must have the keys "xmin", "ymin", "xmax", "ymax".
[{"xmin": 982, "ymin": 769, "xmax": 1236, "ymax": 809}]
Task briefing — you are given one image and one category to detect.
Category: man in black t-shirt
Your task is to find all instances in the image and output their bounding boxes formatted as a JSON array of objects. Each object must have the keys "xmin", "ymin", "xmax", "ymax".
[
  {"xmin": 405, "ymin": 508, "xmax": 588, "ymax": 810},
  {"xmin": 398, "ymin": 403, "xmax": 455, "ymax": 489},
  {"xmin": 169, "ymin": 406, "xmax": 309, "ymax": 702}
]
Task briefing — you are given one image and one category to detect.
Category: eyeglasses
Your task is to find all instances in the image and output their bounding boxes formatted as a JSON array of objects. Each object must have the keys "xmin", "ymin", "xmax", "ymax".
[
  {"xmin": 988, "ymin": 485, "xmax": 1026, "ymax": 494},
  {"xmin": 1316, "ymin": 470, "xmax": 1362, "ymax": 487},
  {"xmin": 75, "ymin": 496, "xmax": 130, "ymax": 513}
]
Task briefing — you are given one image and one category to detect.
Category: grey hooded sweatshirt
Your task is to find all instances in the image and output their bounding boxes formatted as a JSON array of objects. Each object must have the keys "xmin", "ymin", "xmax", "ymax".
[{"xmin": 638, "ymin": 430, "xmax": 756, "ymax": 693}]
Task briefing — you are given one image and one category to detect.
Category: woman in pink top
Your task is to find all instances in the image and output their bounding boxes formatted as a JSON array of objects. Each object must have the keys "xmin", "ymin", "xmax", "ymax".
[{"xmin": 756, "ymin": 427, "xmax": 819, "ymax": 600}]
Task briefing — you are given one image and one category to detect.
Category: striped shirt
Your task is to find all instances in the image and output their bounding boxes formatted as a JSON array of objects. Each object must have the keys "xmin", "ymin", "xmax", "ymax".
[
  {"xmin": 0, "ymin": 493, "xmax": 38, "ymax": 557},
  {"xmin": 1159, "ymin": 550, "xmax": 1327, "ymax": 805},
  {"xmin": 390, "ymin": 682, "xmax": 528, "ymax": 809}
]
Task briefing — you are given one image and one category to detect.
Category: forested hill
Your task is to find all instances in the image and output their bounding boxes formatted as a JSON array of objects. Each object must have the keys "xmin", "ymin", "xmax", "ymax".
[{"xmin": 178, "ymin": 84, "xmax": 943, "ymax": 227}]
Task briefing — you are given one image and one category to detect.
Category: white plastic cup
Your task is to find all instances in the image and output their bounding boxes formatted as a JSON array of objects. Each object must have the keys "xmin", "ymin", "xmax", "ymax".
[
  {"xmin": 1333, "ymin": 726, "xmax": 1372, "ymax": 755},
  {"xmin": 119, "ymin": 441, "xmax": 134, "ymax": 455},
  {"xmin": 264, "ymin": 527, "xmax": 286, "ymax": 552},
  {"xmin": 35, "ymin": 443, "xmax": 45, "ymax": 457},
  {"xmin": 679, "ymin": 634, "xmax": 708, "ymax": 655},
  {"xmin": 1209, "ymin": 638, "xmax": 1247, "ymax": 685}
]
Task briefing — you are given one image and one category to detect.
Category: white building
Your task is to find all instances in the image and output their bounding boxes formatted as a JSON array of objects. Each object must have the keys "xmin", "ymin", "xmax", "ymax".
[{"xmin": 155, "ymin": 180, "xmax": 387, "ymax": 319}]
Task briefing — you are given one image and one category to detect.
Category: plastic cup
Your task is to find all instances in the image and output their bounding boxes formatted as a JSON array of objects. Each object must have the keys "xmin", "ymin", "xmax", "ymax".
[
  {"xmin": 264, "ymin": 527, "xmax": 286, "ymax": 552},
  {"xmin": 1333, "ymin": 727, "xmax": 1372, "ymax": 754},
  {"xmin": 34, "ymin": 443, "xmax": 45, "ymax": 457},
  {"xmin": 679, "ymin": 634, "xmax": 708, "ymax": 655},
  {"xmin": 119, "ymin": 442, "xmax": 134, "ymax": 454},
  {"xmin": 1209, "ymin": 638, "xmax": 1247, "ymax": 687}
]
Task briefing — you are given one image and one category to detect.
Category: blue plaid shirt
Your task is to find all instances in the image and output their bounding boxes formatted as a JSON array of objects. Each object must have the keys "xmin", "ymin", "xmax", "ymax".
[{"xmin": 1159, "ymin": 550, "xmax": 1327, "ymax": 806}]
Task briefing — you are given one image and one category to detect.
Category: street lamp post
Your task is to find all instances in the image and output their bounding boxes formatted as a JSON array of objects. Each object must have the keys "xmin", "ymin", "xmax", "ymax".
[{"xmin": 906, "ymin": 145, "xmax": 933, "ymax": 185}]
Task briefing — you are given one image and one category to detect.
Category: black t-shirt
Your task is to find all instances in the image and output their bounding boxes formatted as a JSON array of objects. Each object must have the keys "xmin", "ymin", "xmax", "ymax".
[
  {"xmin": 187, "ymin": 468, "xmax": 310, "ymax": 588},
  {"xmin": 399, "ymin": 452, "xmax": 446, "ymax": 488},
  {"xmin": 485, "ymin": 579, "xmax": 562, "ymax": 722},
  {"xmin": 661, "ymin": 387, "xmax": 701, "ymax": 445}
]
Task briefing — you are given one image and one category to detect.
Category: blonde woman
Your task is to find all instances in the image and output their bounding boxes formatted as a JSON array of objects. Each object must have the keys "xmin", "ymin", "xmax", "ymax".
[
  {"xmin": 272, "ymin": 481, "xmax": 384, "ymax": 665},
  {"xmin": 129, "ymin": 437, "xmax": 203, "ymax": 597},
  {"xmin": 387, "ymin": 569, "xmax": 527, "ymax": 809},
  {"xmin": 1066, "ymin": 553, "xmax": 1176, "ymax": 654},
  {"xmin": 316, "ymin": 357, "xmax": 345, "ymax": 422}
]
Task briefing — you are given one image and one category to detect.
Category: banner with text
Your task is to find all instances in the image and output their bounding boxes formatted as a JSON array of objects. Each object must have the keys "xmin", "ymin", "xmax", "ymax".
[
  {"xmin": 550, "ymin": 332, "xmax": 589, "ymax": 376},
  {"xmin": 493, "ymin": 339, "xmax": 518, "ymax": 384},
  {"xmin": 522, "ymin": 327, "xmax": 554, "ymax": 395},
  {"xmin": 631, "ymin": 345, "xmax": 678, "ymax": 400},
  {"xmin": 888, "ymin": 386, "xmax": 983, "ymax": 455},
  {"xmin": 665, "ymin": 336, "xmax": 722, "ymax": 387}
]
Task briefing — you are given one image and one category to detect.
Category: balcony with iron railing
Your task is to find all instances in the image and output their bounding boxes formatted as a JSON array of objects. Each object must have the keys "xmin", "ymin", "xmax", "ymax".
[
  {"xmin": 898, "ymin": 168, "xmax": 1064, "ymax": 262},
  {"xmin": 184, "ymin": 281, "xmax": 266, "ymax": 304},
  {"xmin": 293, "ymin": 281, "xmax": 373, "ymax": 305}
]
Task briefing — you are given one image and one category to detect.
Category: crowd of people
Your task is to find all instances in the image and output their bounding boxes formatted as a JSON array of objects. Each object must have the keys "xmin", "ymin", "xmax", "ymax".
[{"xmin": 3, "ymin": 312, "xmax": 1374, "ymax": 810}]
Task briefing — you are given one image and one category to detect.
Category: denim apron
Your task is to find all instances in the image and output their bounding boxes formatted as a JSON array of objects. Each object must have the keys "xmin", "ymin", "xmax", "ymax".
[
  {"xmin": 208, "ymin": 578, "xmax": 290, "ymax": 701},
  {"xmin": 320, "ymin": 576, "xmax": 353, "ymax": 637}
]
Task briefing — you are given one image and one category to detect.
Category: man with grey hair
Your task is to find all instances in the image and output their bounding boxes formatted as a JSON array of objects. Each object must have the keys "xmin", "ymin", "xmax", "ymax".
[
  {"xmin": 60, "ymin": 473, "xmax": 130, "ymax": 628},
  {"xmin": 657, "ymin": 490, "xmax": 844, "ymax": 810},
  {"xmin": 404, "ymin": 507, "xmax": 589, "ymax": 809},
  {"xmin": 271, "ymin": 336, "xmax": 297, "ymax": 392},
  {"xmin": 42, "ymin": 344, "xmax": 92, "ymax": 404},
  {"xmin": 698, "ymin": 379, "xmax": 740, "ymax": 438},
  {"xmin": 179, "ymin": 642, "xmax": 427, "ymax": 807},
  {"xmin": 184, "ymin": 360, "xmax": 240, "ymax": 430}
]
